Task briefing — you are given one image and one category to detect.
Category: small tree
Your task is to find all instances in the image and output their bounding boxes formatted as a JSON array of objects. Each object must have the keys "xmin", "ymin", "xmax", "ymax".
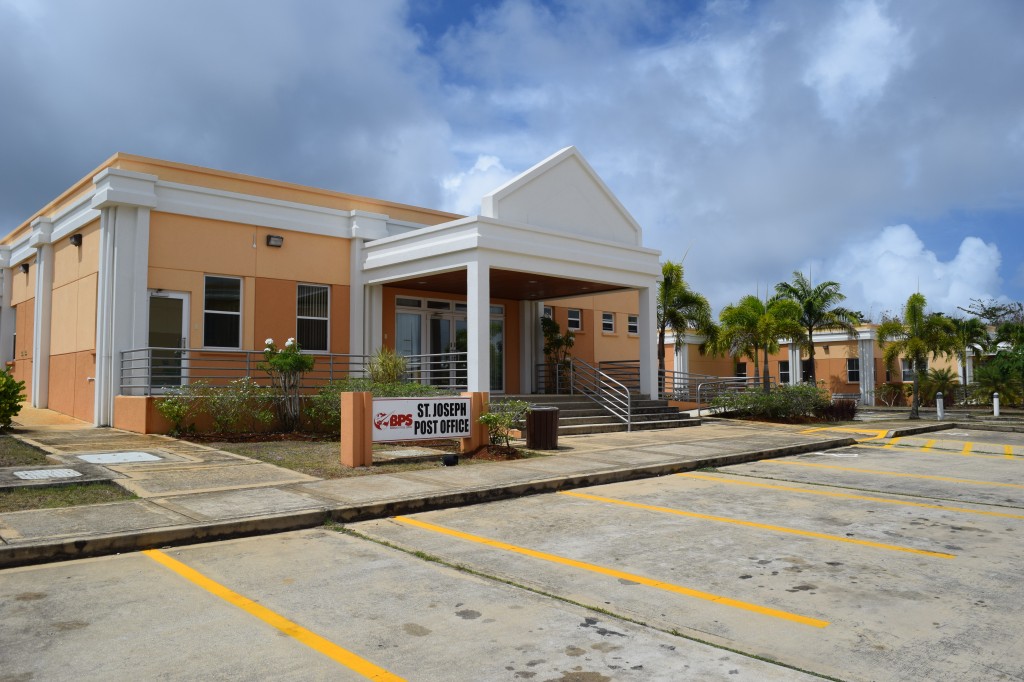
[
  {"xmin": 540, "ymin": 316, "xmax": 574, "ymax": 393},
  {"xmin": 478, "ymin": 399, "xmax": 530, "ymax": 448},
  {"xmin": 367, "ymin": 346, "xmax": 407, "ymax": 384},
  {"xmin": 261, "ymin": 338, "xmax": 315, "ymax": 431},
  {"xmin": 877, "ymin": 294, "xmax": 956, "ymax": 419}
]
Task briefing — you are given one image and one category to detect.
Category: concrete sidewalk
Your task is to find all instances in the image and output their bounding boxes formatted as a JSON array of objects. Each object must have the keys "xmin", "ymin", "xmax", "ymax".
[{"xmin": 0, "ymin": 413, "xmax": 869, "ymax": 569}]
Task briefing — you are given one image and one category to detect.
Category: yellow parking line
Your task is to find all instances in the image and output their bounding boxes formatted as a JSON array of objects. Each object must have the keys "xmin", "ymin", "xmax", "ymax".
[
  {"xmin": 921, "ymin": 440, "xmax": 936, "ymax": 452},
  {"xmin": 393, "ymin": 516, "xmax": 829, "ymax": 628},
  {"xmin": 143, "ymin": 550, "xmax": 404, "ymax": 681},
  {"xmin": 857, "ymin": 443, "xmax": 1012, "ymax": 461},
  {"xmin": 961, "ymin": 443, "xmax": 974, "ymax": 457},
  {"xmin": 763, "ymin": 460, "xmax": 1024, "ymax": 489},
  {"xmin": 800, "ymin": 427, "xmax": 888, "ymax": 442},
  {"xmin": 559, "ymin": 490, "xmax": 954, "ymax": 559},
  {"xmin": 678, "ymin": 473, "xmax": 1024, "ymax": 519},
  {"xmin": 1007, "ymin": 445, "xmax": 1015, "ymax": 460},
  {"xmin": 883, "ymin": 437, "xmax": 902, "ymax": 450}
]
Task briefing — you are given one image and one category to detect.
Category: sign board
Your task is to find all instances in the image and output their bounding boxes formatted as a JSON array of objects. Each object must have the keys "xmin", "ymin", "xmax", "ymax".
[{"xmin": 372, "ymin": 397, "xmax": 473, "ymax": 442}]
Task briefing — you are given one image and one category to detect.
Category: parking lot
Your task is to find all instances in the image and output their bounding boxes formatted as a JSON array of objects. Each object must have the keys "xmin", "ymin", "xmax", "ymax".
[{"xmin": 3, "ymin": 425, "xmax": 1023, "ymax": 680}]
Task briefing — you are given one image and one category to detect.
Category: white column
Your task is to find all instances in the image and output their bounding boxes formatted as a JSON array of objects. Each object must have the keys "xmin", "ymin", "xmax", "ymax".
[
  {"xmin": 30, "ymin": 218, "xmax": 54, "ymax": 408},
  {"xmin": 788, "ymin": 345, "xmax": 802, "ymax": 384},
  {"xmin": 348, "ymin": 237, "xmax": 365, "ymax": 357},
  {"xmin": 0, "ymin": 247, "xmax": 14, "ymax": 367},
  {"xmin": 364, "ymin": 285, "xmax": 383, "ymax": 354},
  {"xmin": 91, "ymin": 169, "xmax": 157, "ymax": 425},
  {"xmin": 638, "ymin": 283, "xmax": 656, "ymax": 397},
  {"xmin": 466, "ymin": 260, "xmax": 490, "ymax": 393},
  {"xmin": 519, "ymin": 301, "xmax": 539, "ymax": 395},
  {"xmin": 858, "ymin": 336, "xmax": 876, "ymax": 406}
]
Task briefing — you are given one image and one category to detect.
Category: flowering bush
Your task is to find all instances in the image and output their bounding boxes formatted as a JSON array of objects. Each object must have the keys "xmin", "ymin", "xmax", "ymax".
[{"xmin": 261, "ymin": 338, "xmax": 315, "ymax": 431}]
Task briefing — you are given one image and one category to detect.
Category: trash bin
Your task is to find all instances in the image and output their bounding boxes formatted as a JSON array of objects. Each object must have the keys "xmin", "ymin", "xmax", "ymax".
[{"xmin": 526, "ymin": 406, "xmax": 559, "ymax": 450}]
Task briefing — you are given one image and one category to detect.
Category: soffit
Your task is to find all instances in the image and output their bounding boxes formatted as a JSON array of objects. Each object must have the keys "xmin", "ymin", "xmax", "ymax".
[{"xmin": 388, "ymin": 268, "xmax": 626, "ymax": 301}]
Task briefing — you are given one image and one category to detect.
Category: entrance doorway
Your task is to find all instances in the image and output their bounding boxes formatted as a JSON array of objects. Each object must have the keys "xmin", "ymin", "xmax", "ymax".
[
  {"xmin": 148, "ymin": 291, "xmax": 189, "ymax": 389},
  {"xmin": 395, "ymin": 297, "xmax": 503, "ymax": 392}
]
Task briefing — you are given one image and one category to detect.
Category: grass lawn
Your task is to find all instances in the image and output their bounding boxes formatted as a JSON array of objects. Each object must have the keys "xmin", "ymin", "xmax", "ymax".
[
  {"xmin": 0, "ymin": 434, "xmax": 49, "ymax": 467},
  {"xmin": 0, "ymin": 483, "xmax": 136, "ymax": 513},
  {"xmin": 209, "ymin": 439, "xmax": 539, "ymax": 479}
]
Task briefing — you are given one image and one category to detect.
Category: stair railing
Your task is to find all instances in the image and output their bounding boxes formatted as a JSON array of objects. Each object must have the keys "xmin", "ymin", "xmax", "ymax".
[{"xmin": 569, "ymin": 358, "xmax": 632, "ymax": 431}]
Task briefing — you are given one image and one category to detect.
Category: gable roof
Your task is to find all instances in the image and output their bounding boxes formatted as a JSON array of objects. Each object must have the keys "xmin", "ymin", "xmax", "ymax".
[{"xmin": 480, "ymin": 146, "xmax": 642, "ymax": 246}]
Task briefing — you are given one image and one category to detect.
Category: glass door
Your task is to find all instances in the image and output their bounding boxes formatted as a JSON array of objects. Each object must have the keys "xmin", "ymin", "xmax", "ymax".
[
  {"xmin": 490, "ymin": 318, "xmax": 504, "ymax": 393},
  {"xmin": 148, "ymin": 291, "xmax": 189, "ymax": 389}
]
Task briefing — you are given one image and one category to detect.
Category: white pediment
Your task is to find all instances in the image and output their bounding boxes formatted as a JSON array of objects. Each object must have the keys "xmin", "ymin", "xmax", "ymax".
[{"xmin": 480, "ymin": 147, "xmax": 642, "ymax": 246}]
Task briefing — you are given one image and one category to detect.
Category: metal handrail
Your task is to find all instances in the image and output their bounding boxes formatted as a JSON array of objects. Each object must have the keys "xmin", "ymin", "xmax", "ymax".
[
  {"xmin": 570, "ymin": 358, "xmax": 632, "ymax": 431},
  {"xmin": 120, "ymin": 347, "xmax": 470, "ymax": 396},
  {"xmin": 695, "ymin": 377, "xmax": 777, "ymax": 415}
]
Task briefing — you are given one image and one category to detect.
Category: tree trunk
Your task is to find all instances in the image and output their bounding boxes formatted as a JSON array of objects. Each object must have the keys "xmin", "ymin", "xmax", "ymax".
[
  {"xmin": 909, "ymin": 358, "xmax": 923, "ymax": 420},
  {"xmin": 762, "ymin": 346, "xmax": 771, "ymax": 393},
  {"xmin": 806, "ymin": 329, "xmax": 816, "ymax": 385}
]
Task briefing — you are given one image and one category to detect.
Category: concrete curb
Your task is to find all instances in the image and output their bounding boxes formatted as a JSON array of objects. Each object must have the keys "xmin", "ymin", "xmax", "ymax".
[
  {"xmin": 0, "ymin": 436, "xmax": 856, "ymax": 570},
  {"xmin": 885, "ymin": 423, "xmax": 958, "ymax": 438}
]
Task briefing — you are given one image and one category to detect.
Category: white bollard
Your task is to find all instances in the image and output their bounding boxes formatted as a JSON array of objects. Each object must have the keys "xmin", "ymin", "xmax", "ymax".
[
  {"xmin": 936, "ymin": 392, "xmax": 944, "ymax": 420},
  {"xmin": 993, "ymin": 392, "xmax": 1000, "ymax": 417}
]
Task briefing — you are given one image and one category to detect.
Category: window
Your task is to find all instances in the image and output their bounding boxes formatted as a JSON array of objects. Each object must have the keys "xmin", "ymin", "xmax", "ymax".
[
  {"xmin": 297, "ymin": 284, "xmax": 329, "ymax": 352},
  {"xmin": 602, "ymin": 312, "xmax": 615, "ymax": 333},
  {"xmin": 627, "ymin": 315, "xmax": 639, "ymax": 335},
  {"xmin": 735, "ymin": 362, "xmax": 747, "ymax": 378},
  {"xmin": 901, "ymin": 358, "xmax": 923, "ymax": 382},
  {"xmin": 204, "ymin": 276, "xmax": 241, "ymax": 348},
  {"xmin": 543, "ymin": 306, "xmax": 552, "ymax": 319},
  {"xmin": 567, "ymin": 308, "xmax": 582, "ymax": 331},
  {"xmin": 847, "ymin": 358, "xmax": 860, "ymax": 383},
  {"xmin": 779, "ymin": 360, "xmax": 790, "ymax": 384}
]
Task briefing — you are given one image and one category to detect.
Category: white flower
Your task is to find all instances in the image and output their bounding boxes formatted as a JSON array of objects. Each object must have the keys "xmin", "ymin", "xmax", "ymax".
[
  {"xmin": 285, "ymin": 338, "xmax": 295, "ymax": 347},
  {"xmin": 265, "ymin": 338, "xmax": 274, "ymax": 346}
]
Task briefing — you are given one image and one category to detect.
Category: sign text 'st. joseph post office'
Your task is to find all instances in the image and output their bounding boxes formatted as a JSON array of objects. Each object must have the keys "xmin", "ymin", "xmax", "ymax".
[{"xmin": 372, "ymin": 397, "xmax": 472, "ymax": 442}]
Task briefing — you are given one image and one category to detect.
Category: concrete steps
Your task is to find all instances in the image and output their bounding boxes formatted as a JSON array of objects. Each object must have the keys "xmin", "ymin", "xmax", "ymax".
[{"xmin": 502, "ymin": 394, "xmax": 700, "ymax": 436}]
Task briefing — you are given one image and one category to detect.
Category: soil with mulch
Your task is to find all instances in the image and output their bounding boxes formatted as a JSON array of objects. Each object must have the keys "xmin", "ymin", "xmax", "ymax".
[
  {"xmin": 178, "ymin": 431, "xmax": 338, "ymax": 444},
  {"xmin": 467, "ymin": 445, "xmax": 528, "ymax": 461}
]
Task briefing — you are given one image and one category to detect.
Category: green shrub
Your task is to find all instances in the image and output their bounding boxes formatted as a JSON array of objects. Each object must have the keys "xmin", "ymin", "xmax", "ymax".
[
  {"xmin": 479, "ymin": 399, "xmax": 530, "ymax": 447},
  {"xmin": 154, "ymin": 380, "xmax": 211, "ymax": 434},
  {"xmin": 711, "ymin": 384, "xmax": 831, "ymax": 420},
  {"xmin": 367, "ymin": 347, "xmax": 407, "ymax": 384},
  {"xmin": 260, "ymin": 338, "xmax": 316, "ymax": 431},
  {"xmin": 874, "ymin": 382, "xmax": 908, "ymax": 407},
  {"xmin": 816, "ymin": 399, "xmax": 858, "ymax": 422},
  {"xmin": 205, "ymin": 377, "xmax": 275, "ymax": 434},
  {"xmin": 0, "ymin": 367, "xmax": 26, "ymax": 430}
]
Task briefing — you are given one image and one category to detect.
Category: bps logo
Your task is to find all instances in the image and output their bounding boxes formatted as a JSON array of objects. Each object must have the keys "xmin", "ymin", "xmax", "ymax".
[{"xmin": 373, "ymin": 412, "xmax": 413, "ymax": 430}]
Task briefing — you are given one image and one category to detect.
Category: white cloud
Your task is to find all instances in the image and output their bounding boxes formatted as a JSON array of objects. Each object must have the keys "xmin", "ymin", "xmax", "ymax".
[
  {"xmin": 803, "ymin": 0, "xmax": 912, "ymax": 122},
  {"xmin": 819, "ymin": 225, "xmax": 1002, "ymax": 319},
  {"xmin": 441, "ymin": 154, "xmax": 517, "ymax": 215}
]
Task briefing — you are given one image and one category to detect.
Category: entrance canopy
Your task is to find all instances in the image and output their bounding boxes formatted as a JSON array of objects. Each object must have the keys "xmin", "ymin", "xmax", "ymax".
[{"xmin": 355, "ymin": 146, "xmax": 662, "ymax": 395}]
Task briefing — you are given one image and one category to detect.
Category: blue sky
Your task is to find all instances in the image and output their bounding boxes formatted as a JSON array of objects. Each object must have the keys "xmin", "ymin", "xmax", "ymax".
[{"xmin": 1, "ymin": 0, "xmax": 1021, "ymax": 319}]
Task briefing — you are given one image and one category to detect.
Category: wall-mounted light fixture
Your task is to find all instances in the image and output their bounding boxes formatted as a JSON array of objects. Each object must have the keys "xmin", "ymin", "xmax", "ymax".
[
  {"xmin": 20, "ymin": 263, "xmax": 29, "ymax": 274},
  {"xmin": 266, "ymin": 234, "xmax": 284, "ymax": 248},
  {"xmin": 823, "ymin": 345, "xmax": 830, "ymax": 353},
  {"xmin": 69, "ymin": 234, "xmax": 83, "ymax": 247}
]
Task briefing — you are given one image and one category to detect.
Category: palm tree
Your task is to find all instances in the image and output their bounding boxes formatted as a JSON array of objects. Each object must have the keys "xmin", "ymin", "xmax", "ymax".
[
  {"xmin": 657, "ymin": 261, "xmax": 715, "ymax": 379},
  {"xmin": 775, "ymin": 271, "xmax": 860, "ymax": 385},
  {"xmin": 714, "ymin": 294, "xmax": 805, "ymax": 393},
  {"xmin": 950, "ymin": 317, "xmax": 989, "ymax": 389},
  {"xmin": 876, "ymin": 293, "xmax": 956, "ymax": 419}
]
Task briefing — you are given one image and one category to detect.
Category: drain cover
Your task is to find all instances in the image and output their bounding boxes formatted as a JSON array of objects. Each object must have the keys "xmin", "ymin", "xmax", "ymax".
[
  {"xmin": 77, "ymin": 451, "xmax": 163, "ymax": 464},
  {"xmin": 15, "ymin": 469, "xmax": 83, "ymax": 480}
]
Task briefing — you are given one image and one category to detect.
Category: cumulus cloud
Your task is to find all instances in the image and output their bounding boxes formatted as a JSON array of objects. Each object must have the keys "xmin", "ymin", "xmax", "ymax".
[
  {"xmin": 441, "ymin": 155, "xmax": 517, "ymax": 216},
  {"xmin": 817, "ymin": 225, "xmax": 1002, "ymax": 320}
]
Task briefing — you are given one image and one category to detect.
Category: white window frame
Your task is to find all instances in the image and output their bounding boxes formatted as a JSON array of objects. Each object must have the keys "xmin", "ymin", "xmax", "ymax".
[
  {"xmin": 542, "ymin": 306, "xmax": 552, "ymax": 319},
  {"xmin": 296, "ymin": 283, "xmax": 330, "ymax": 353},
  {"xmin": 601, "ymin": 312, "xmax": 615, "ymax": 333},
  {"xmin": 901, "ymin": 358, "xmax": 922, "ymax": 382},
  {"xmin": 735, "ymin": 362, "xmax": 747, "ymax": 378},
  {"xmin": 203, "ymin": 275, "xmax": 242, "ymax": 349},
  {"xmin": 846, "ymin": 358, "xmax": 860, "ymax": 383},
  {"xmin": 779, "ymin": 360, "xmax": 790, "ymax": 384},
  {"xmin": 627, "ymin": 314, "xmax": 639, "ymax": 335},
  {"xmin": 567, "ymin": 308, "xmax": 582, "ymax": 331}
]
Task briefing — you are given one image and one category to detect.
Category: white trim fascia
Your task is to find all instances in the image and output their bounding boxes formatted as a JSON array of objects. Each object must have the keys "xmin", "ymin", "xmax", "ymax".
[
  {"xmin": 8, "ymin": 197, "xmax": 101, "ymax": 266},
  {"xmin": 362, "ymin": 216, "xmax": 660, "ymax": 289},
  {"xmin": 152, "ymin": 180, "xmax": 355, "ymax": 238},
  {"xmin": 481, "ymin": 146, "xmax": 643, "ymax": 244}
]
